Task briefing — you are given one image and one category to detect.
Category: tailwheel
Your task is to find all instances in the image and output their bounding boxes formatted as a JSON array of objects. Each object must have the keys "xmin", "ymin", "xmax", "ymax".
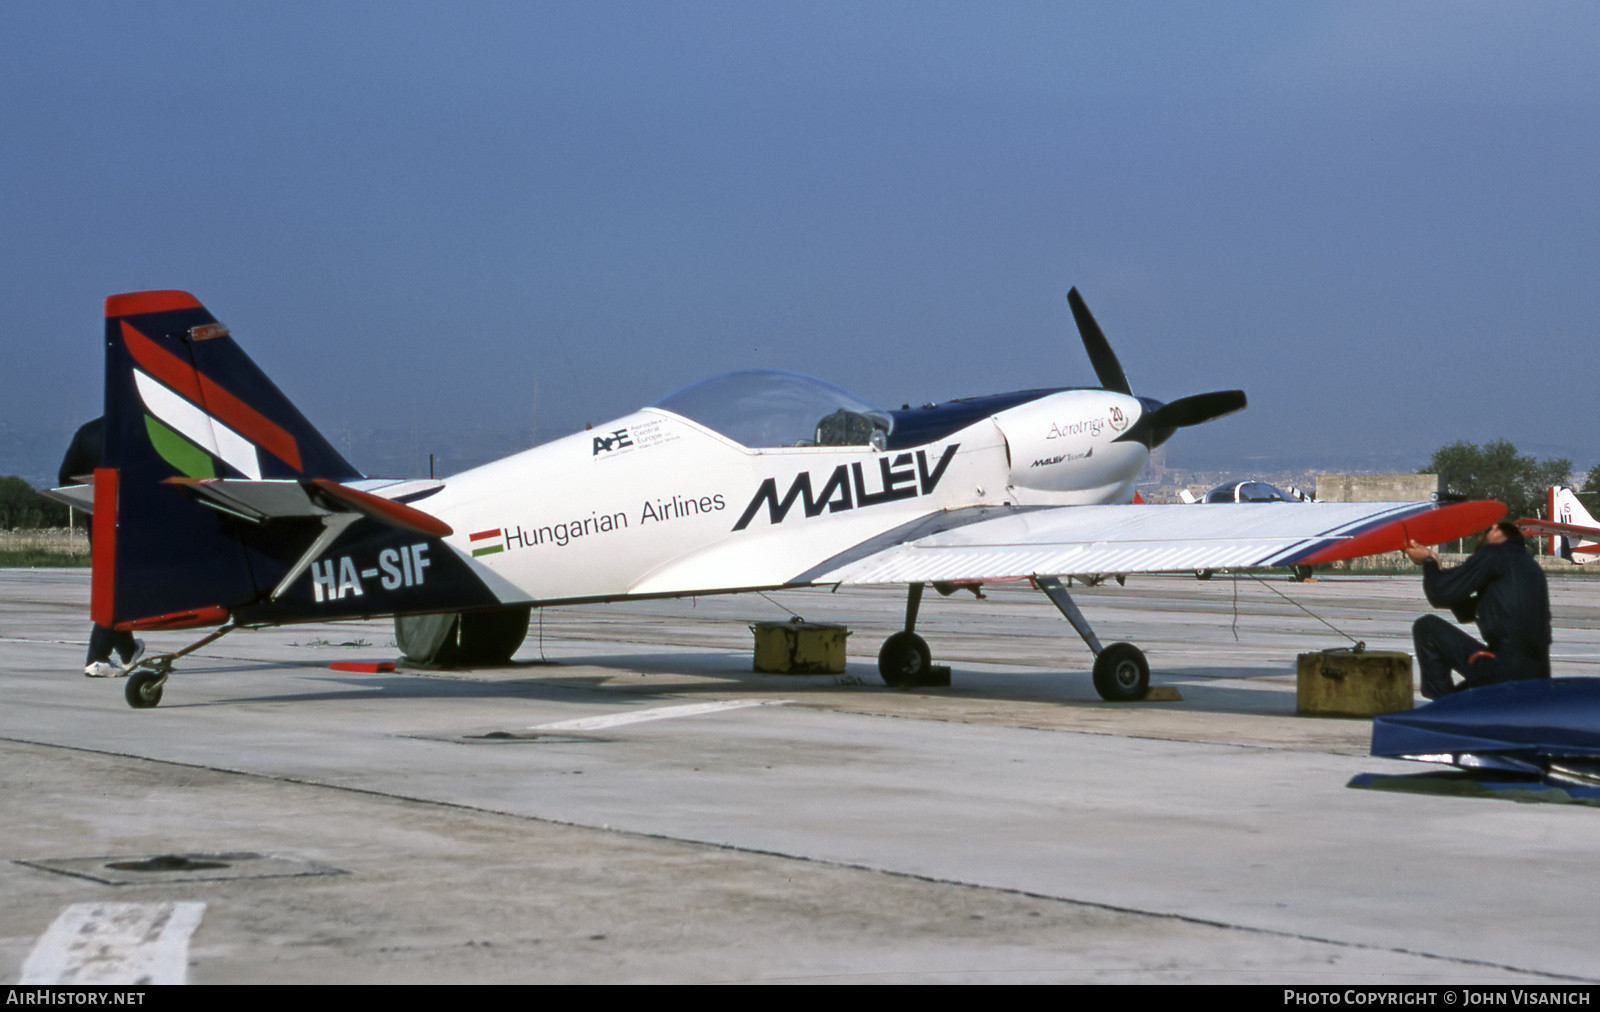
[
  {"xmin": 1092, "ymin": 642, "xmax": 1149, "ymax": 702},
  {"xmin": 125, "ymin": 668, "xmax": 166, "ymax": 709},
  {"xmin": 114, "ymin": 625, "xmax": 233, "ymax": 711},
  {"xmin": 878, "ymin": 631, "xmax": 932, "ymax": 687}
]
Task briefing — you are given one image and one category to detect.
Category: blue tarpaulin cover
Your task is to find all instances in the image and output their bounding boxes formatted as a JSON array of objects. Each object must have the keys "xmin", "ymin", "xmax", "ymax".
[{"xmin": 1351, "ymin": 678, "xmax": 1600, "ymax": 803}]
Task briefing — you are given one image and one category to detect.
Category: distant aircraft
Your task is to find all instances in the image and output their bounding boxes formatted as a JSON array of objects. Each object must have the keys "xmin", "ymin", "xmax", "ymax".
[
  {"xmin": 1176, "ymin": 480, "xmax": 1316, "ymax": 580},
  {"xmin": 51, "ymin": 289, "xmax": 1503, "ymax": 709},
  {"xmin": 1178, "ymin": 480, "xmax": 1314, "ymax": 505},
  {"xmin": 1516, "ymin": 487, "xmax": 1599, "ymax": 564}
]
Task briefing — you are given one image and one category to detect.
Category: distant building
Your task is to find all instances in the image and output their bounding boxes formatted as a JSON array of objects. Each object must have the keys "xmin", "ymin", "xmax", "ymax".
[{"xmin": 1315, "ymin": 474, "xmax": 1441, "ymax": 503}]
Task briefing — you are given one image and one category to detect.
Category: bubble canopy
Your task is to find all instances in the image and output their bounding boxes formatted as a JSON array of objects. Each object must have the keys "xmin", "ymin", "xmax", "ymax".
[{"xmin": 651, "ymin": 369, "xmax": 894, "ymax": 448}]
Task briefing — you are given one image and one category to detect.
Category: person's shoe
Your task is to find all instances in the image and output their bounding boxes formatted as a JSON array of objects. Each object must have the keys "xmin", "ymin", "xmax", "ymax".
[
  {"xmin": 84, "ymin": 660, "xmax": 125, "ymax": 678},
  {"xmin": 122, "ymin": 639, "xmax": 146, "ymax": 669}
]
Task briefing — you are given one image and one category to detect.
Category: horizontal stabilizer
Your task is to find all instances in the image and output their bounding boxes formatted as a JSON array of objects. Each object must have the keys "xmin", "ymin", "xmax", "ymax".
[
  {"xmin": 169, "ymin": 477, "xmax": 451, "ymax": 535},
  {"xmin": 41, "ymin": 483, "xmax": 95, "ymax": 513},
  {"xmin": 1516, "ymin": 518, "xmax": 1600, "ymax": 541}
]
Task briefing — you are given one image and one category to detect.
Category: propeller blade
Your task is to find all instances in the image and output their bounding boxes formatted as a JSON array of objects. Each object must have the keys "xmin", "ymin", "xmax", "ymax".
[
  {"xmin": 1143, "ymin": 390, "xmax": 1248, "ymax": 431},
  {"xmin": 1066, "ymin": 288, "xmax": 1131, "ymax": 395}
]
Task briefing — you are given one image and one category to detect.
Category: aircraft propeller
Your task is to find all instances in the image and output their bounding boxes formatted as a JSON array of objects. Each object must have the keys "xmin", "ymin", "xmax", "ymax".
[
  {"xmin": 1066, "ymin": 287, "xmax": 1246, "ymax": 448},
  {"xmin": 1066, "ymin": 287, "xmax": 1131, "ymax": 395}
]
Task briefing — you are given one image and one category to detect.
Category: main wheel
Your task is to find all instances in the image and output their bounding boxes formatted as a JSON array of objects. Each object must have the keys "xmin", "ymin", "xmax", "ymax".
[
  {"xmin": 1092, "ymin": 642, "xmax": 1149, "ymax": 702},
  {"xmin": 456, "ymin": 606, "xmax": 532, "ymax": 666},
  {"xmin": 396, "ymin": 606, "xmax": 532, "ymax": 668},
  {"xmin": 125, "ymin": 669, "xmax": 165, "ymax": 709},
  {"xmin": 878, "ymin": 631, "xmax": 932, "ymax": 687}
]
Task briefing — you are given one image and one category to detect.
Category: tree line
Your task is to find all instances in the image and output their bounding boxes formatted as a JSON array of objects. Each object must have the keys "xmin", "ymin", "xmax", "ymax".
[
  {"xmin": 0, "ymin": 476, "xmax": 71, "ymax": 530},
  {"xmin": 1421, "ymin": 440, "xmax": 1595, "ymax": 523}
]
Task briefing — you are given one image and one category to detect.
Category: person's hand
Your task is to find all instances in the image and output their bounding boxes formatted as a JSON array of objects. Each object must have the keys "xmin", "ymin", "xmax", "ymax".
[{"xmin": 1402, "ymin": 539, "xmax": 1437, "ymax": 565}]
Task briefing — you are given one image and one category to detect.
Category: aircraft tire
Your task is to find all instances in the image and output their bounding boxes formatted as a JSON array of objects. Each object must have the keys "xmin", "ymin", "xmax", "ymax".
[
  {"xmin": 125, "ymin": 669, "xmax": 165, "ymax": 709},
  {"xmin": 878, "ymin": 631, "xmax": 931, "ymax": 687},
  {"xmin": 455, "ymin": 606, "xmax": 533, "ymax": 666},
  {"xmin": 1092, "ymin": 642, "xmax": 1149, "ymax": 702}
]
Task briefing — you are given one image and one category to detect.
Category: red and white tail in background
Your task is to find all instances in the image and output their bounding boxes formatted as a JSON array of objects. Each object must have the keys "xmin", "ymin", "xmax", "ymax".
[{"xmin": 1517, "ymin": 486, "xmax": 1600, "ymax": 564}]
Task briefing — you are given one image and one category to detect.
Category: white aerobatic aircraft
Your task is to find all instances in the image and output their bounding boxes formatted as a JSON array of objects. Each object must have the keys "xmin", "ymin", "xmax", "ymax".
[
  {"xmin": 52, "ymin": 288, "xmax": 1504, "ymax": 708},
  {"xmin": 1518, "ymin": 486, "xmax": 1600, "ymax": 564}
]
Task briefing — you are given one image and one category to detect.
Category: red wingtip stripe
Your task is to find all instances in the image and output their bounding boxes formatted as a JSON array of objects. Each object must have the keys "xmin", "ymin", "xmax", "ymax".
[
  {"xmin": 121, "ymin": 321, "xmax": 304, "ymax": 472},
  {"xmin": 90, "ymin": 467, "xmax": 118, "ymax": 627},
  {"xmin": 1298, "ymin": 500, "xmax": 1507, "ymax": 565},
  {"xmin": 105, "ymin": 291, "xmax": 203, "ymax": 317}
]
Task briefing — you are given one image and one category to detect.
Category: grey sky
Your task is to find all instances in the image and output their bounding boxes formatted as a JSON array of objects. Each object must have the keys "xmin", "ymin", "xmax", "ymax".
[{"xmin": 2, "ymin": 2, "xmax": 1595, "ymax": 479}]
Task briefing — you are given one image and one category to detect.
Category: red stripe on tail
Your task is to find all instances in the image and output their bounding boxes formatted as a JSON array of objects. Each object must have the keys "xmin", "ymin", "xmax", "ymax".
[
  {"xmin": 90, "ymin": 468, "xmax": 118, "ymax": 627},
  {"xmin": 1549, "ymin": 486, "xmax": 1558, "ymax": 557},
  {"xmin": 121, "ymin": 321, "xmax": 304, "ymax": 472},
  {"xmin": 117, "ymin": 605, "xmax": 230, "ymax": 631}
]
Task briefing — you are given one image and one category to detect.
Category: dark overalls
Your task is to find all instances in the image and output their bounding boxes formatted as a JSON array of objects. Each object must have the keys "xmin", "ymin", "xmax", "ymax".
[{"xmin": 1413, "ymin": 540, "xmax": 1552, "ymax": 699}]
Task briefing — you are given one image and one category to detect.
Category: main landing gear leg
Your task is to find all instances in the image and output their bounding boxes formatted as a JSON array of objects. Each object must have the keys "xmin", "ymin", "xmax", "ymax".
[
  {"xmin": 1034, "ymin": 575, "xmax": 1149, "ymax": 702},
  {"xmin": 878, "ymin": 582, "xmax": 932, "ymax": 687}
]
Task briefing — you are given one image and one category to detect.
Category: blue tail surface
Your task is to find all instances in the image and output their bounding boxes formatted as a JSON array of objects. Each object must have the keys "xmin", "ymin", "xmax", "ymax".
[{"xmin": 96, "ymin": 291, "xmax": 508, "ymax": 630}]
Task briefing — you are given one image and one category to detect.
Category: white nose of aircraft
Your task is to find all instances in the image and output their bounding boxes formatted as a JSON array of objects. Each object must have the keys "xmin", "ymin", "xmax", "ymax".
[{"xmin": 994, "ymin": 389, "xmax": 1148, "ymax": 499}]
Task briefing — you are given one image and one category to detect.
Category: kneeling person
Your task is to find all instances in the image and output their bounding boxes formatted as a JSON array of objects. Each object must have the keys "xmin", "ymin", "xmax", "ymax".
[{"xmin": 1403, "ymin": 522, "xmax": 1551, "ymax": 699}]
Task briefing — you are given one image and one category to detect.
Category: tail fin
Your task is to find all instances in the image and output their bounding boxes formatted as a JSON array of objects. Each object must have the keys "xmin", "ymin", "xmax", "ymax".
[
  {"xmin": 104, "ymin": 291, "xmax": 358, "ymax": 482},
  {"xmin": 98, "ymin": 291, "xmax": 361, "ymax": 628},
  {"xmin": 1549, "ymin": 485, "xmax": 1600, "ymax": 564},
  {"xmin": 96, "ymin": 291, "xmax": 526, "ymax": 632},
  {"xmin": 1552, "ymin": 485, "xmax": 1599, "ymax": 529}
]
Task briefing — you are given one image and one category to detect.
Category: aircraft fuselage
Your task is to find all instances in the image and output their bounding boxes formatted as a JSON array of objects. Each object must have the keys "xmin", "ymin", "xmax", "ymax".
[{"xmin": 426, "ymin": 388, "xmax": 1149, "ymax": 604}]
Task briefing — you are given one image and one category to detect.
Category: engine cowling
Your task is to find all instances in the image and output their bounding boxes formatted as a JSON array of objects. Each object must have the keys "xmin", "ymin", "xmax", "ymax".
[{"xmin": 991, "ymin": 390, "xmax": 1148, "ymax": 501}]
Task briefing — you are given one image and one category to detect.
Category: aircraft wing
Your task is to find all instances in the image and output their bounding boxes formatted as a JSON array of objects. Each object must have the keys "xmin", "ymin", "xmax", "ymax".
[{"xmin": 795, "ymin": 499, "xmax": 1503, "ymax": 585}]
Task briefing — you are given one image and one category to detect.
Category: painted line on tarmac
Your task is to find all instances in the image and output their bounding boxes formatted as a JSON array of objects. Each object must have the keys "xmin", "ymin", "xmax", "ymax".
[
  {"xmin": 530, "ymin": 698, "xmax": 791, "ymax": 731},
  {"xmin": 21, "ymin": 901, "xmax": 206, "ymax": 985}
]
